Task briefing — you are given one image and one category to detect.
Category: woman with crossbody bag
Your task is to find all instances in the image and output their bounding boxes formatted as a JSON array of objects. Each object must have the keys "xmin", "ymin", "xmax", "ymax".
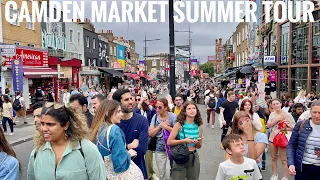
[
  {"xmin": 90, "ymin": 100, "xmax": 143, "ymax": 179},
  {"xmin": 167, "ymin": 101, "xmax": 203, "ymax": 180},
  {"xmin": 149, "ymin": 98, "xmax": 176, "ymax": 180}
]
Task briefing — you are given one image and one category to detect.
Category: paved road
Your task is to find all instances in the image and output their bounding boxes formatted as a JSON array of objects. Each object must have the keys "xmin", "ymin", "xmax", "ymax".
[{"xmin": 13, "ymin": 93, "xmax": 294, "ymax": 180}]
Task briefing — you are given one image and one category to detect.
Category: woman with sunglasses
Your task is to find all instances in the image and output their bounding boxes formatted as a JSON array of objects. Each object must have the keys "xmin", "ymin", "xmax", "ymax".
[
  {"xmin": 27, "ymin": 103, "xmax": 106, "ymax": 180},
  {"xmin": 167, "ymin": 101, "xmax": 203, "ymax": 180},
  {"xmin": 230, "ymin": 111, "xmax": 268, "ymax": 167},
  {"xmin": 149, "ymin": 98, "xmax": 176, "ymax": 180}
]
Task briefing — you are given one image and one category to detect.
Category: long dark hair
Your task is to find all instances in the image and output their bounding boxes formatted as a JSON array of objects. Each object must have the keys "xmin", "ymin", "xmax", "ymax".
[
  {"xmin": 156, "ymin": 98, "xmax": 170, "ymax": 112},
  {"xmin": 176, "ymin": 101, "xmax": 203, "ymax": 126},
  {"xmin": 0, "ymin": 127, "xmax": 17, "ymax": 158},
  {"xmin": 2, "ymin": 94, "xmax": 10, "ymax": 103}
]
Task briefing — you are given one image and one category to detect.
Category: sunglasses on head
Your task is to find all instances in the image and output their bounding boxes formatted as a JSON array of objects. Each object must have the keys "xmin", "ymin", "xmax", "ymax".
[{"xmin": 44, "ymin": 102, "xmax": 64, "ymax": 109}]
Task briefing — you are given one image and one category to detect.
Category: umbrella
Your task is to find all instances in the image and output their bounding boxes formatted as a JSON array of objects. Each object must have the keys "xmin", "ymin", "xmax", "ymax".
[
  {"xmin": 251, "ymin": 62, "xmax": 264, "ymax": 68},
  {"xmin": 264, "ymin": 62, "xmax": 277, "ymax": 67},
  {"xmin": 240, "ymin": 66, "xmax": 255, "ymax": 74}
]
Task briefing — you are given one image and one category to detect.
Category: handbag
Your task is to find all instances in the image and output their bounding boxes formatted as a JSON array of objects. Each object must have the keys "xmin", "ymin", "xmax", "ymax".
[
  {"xmin": 100, "ymin": 124, "xmax": 144, "ymax": 180},
  {"xmin": 148, "ymin": 115, "xmax": 157, "ymax": 151},
  {"xmin": 170, "ymin": 123, "xmax": 189, "ymax": 164},
  {"xmin": 273, "ymin": 131, "xmax": 288, "ymax": 148}
]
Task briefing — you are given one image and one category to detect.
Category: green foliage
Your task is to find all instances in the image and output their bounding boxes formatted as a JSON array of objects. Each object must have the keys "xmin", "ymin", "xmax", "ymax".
[{"xmin": 199, "ymin": 62, "xmax": 215, "ymax": 77}]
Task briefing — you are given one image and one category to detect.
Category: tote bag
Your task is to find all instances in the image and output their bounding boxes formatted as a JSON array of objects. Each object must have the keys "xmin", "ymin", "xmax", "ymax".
[{"xmin": 99, "ymin": 124, "xmax": 144, "ymax": 180}]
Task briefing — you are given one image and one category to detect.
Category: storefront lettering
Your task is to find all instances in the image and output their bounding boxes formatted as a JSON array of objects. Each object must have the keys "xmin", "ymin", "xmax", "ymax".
[{"xmin": 42, "ymin": 29, "xmax": 66, "ymax": 51}]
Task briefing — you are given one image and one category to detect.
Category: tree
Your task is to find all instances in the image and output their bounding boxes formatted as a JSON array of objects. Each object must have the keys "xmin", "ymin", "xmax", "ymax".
[{"xmin": 199, "ymin": 62, "xmax": 215, "ymax": 77}]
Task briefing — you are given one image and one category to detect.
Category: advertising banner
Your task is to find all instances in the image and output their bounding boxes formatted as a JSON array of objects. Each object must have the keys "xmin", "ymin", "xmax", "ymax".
[
  {"xmin": 3, "ymin": 47, "xmax": 48, "ymax": 67},
  {"xmin": 190, "ymin": 59, "xmax": 198, "ymax": 76},
  {"xmin": 117, "ymin": 44, "xmax": 125, "ymax": 68},
  {"xmin": 0, "ymin": 45, "xmax": 16, "ymax": 56},
  {"xmin": 11, "ymin": 59, "xmax": 23, "ymax": 92}
]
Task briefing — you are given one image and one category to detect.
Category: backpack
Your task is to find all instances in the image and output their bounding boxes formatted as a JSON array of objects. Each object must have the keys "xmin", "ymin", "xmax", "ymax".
[
  {"xmin": 207, "ymin": 96, "xmax": 216, "ymax": 109},
  {"xmin": 13, "ymin": 97, "xmax": 22, "ymax": 111}
]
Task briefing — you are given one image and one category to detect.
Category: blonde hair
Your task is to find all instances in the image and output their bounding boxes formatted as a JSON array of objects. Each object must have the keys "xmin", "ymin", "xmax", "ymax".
[
  {"xmin": 34, "ymin": 105, "xmax": 88, "ymax": 149},
  {"xmin": 231, "ymin": 111, "xmax": 257, "ymax": 139}
]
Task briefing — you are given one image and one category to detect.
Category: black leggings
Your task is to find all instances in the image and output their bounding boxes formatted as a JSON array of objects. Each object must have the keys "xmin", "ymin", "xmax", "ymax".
[{"xmin": 221, "ymin": 120, "xmax": 232, "ymax": 142}]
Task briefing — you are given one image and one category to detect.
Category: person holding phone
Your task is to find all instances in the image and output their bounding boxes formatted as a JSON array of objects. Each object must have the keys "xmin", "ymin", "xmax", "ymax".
[{"xmin": 287, "ymin": 100, "xmax": 320, "ymax": 180}]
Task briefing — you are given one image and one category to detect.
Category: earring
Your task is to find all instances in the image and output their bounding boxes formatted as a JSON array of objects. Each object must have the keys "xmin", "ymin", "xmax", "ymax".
[{"xmin": 64, "ymin": 129, "xmax": 68, "ymax": 139}]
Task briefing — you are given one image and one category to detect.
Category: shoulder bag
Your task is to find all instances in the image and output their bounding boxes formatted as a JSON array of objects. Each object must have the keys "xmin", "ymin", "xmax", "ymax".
[{"xmin": 170, "ymin": 123, "xmax": 189, "ymax": 164}]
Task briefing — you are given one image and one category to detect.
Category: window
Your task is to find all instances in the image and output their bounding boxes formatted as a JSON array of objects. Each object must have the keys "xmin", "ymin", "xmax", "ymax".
[
  {"xmin": 93, "ymin": 38, "xmax": 96, "ymax": 49},
  {"xmin": 152, "ymin": 60, "xmax": 157, "ymax": 67},
  {"xmin": 9, "ymin": 7, "xmax": 19, "ymax": 26},
  {"xmin": 114, "ymin": 47, "xmax": 116, "ymax": 56},
  {"xmin": 87, "ymin": 58, "xmax": 91, "ymax": 66},
  {"xmin": 242, "ymin": 28, "xmax": 244, "ymax": 41},
  {"xmin": 28, "ymin": 43, "xmax": 35, "ymax": 47},
  {"xmin": 291, "ymin": 67, "xmax": 308, "ymax": 97},
  {"xmin": 279, "ymin": 68, "xmax": 289, "ymax": 94},
  {"xmin": 109, "ymin": 46, "xmax": 113, "ymax": 55},
  {"xmin": 77, "ymin": 32, "xmax": 81, "ymax": 45},
  {"xmin": 311, "ymin": 67, "xmax": 320, "ymax": 94},
  {"xmin": 280, "ymin": 22, "xmax": 289, "ymax": 65},
  {"xmin": 26, "ymin": 14, "xmax": 34, "ymax": 30},
  {"xmin": 69, "ymin": 29, "xmax": 74, "ymax": 43},
  {"xmin": 86, "ymin": 36, "xmax": 90, "ymax": 47},
  {"xmin": 14, "ymin": 41, "xmax": 21, "ymax": 45},
  {"xmin": 292, "ymin": 22, "xmax": 309, "ymax": 65},
  {"xmin": 312, "ymin": 11, "xmax": 320, "ymax": 64},
  {"xmin": 92, "ymin": 59, "xmax": 97, "ymax": 67}
]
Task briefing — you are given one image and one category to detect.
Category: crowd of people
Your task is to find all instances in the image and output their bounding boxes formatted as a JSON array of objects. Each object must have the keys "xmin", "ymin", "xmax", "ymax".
[{"xmin": 0, "ymin": 82, "xmax": 319, "ymax": 180}]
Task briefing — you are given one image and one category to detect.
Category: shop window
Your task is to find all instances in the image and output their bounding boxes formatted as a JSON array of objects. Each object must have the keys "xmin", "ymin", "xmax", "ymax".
[
  {"xmin": 312, "ymin": 11, "xmax": 320, "ymax": 64},
  {"xmin": 291, "ymin": 22, "xmax": 309, "ymax": 65},
  {"xmin": 279, "ymin": 68, "xmax": 289, "ymax": 95},
  {"xmin": 311, "ymin": 67, "xmax": 320, "ymax": 94},
  {"xmin": 280, "ymin": 22, "xmax": 289, "ymax": 65},
  {"xmin": 291, "ymin": 67, "xmax": 308, "ymax": 97}
]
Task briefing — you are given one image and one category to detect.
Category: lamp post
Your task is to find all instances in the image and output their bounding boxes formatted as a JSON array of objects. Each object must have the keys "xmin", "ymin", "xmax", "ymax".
[
  {"xmin": 175, "ymin": 24, "xmax": 193, "ymax": 86},
  {"xmin": 143, "ymin": 33, "xmax": 160, "ymax": 77}
]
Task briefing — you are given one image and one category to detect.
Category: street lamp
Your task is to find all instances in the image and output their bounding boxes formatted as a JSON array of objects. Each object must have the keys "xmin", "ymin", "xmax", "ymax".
[
  {"xmin": 143, "ymin": 33, "xmax": 160, "ymax": 76},
  {"xmin": 175, "ymin": 24, "xmax": 192, "ymax": 85}
]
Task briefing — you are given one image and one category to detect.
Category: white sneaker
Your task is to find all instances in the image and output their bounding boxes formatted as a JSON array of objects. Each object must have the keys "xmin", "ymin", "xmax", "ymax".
[
  {"xmin": 211, "ymin": 125, "xmax": 215, "ymax": 129},
  {"xmin": 281, "ymin": 177, "xmax": 288, "ymax": 180},
  {"xmin": 151, "ymin": 174, "xmax": 159, "ymax": 180},
  {"xmin": 270, "ymin": 174, "xmax": 278, "ymax": 180},
  {"xmin": 9, "ymin": 133, "xmax": 14, "ymax": 136}
]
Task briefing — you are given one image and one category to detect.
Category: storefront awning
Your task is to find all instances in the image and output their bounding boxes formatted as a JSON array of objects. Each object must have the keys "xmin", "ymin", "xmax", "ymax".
[
  {"xmin": 140, "ymin": 75, "xmax": 153, "ymax": 81},
  {"xmin": 98, "ymin": 67, "xmax": 125, "ymax": 77},
  {"xmin": 23, "ymin": 67, "xmax": 63, "ymax": 78},
  {"xmin": 125, "ymin": 73, "xmax": 140, "ymax": 80}
]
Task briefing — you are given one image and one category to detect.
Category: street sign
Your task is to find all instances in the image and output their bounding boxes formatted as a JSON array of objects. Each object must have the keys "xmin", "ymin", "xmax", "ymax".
[
  {"xmin": 0, "ymin": 45, "xmax": 16, "ymax": 56},
  {"xmin": 176, "ymin": 45, "xmax": 190, "ymax": 51},
  {"xmin": 176, "ymin": 48, "xmax": 189, "ymax": 57}
]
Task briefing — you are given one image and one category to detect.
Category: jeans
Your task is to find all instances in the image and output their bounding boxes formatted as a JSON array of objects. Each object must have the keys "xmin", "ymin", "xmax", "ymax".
[
  {"xmin": 2, "ymin": 117, "xmax": 14, "ymax": 133},
  {"xmin": 206, "ymin": 109, "xmax": 215, "ymax": 125}
]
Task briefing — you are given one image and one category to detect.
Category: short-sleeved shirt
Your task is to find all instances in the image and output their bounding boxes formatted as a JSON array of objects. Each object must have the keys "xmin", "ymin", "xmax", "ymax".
[
  {"xmin": 221, "ymin": 100, "xmax": 239, "ymax": 122},
  {"xmin": 150, "ymin": 112, "xmax": 176, "ymax": 152},
  {"xmin": 244, "ymin": 132, "xmax": 268, "ymax": 167},
  {"xmin": 3, "ymin": 103, "xmax": 12, "ymax": 118}
]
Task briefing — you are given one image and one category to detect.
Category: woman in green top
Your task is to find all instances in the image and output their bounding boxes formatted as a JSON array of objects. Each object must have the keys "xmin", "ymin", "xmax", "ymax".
[
  {"xmin": 168, "ymin": 101, "xmax": 204, "ymax": 180},
  {"xmin": 27, "ymin": 102, "xmax": 106, "ymax": 180}
]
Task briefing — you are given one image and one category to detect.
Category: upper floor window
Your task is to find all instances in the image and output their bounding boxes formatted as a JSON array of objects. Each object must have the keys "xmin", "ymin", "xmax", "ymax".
[
  {"xmin": 93, "ymin": 38, "xmax": 96, "ymax": 49},
  {"xmin": 86, "ymin": 36, "xmax": 90, "ymax": 48},
  {"xmin": 69, "ymin": 29, "xmax": 74, "ymax": 43},
  {"xmin": 152, "ymin": 60, "xmax": 157, "ymax": 66},
  {"xmin": 26, "ymin": 14, "xmax": 34, "ymax": 30},
  {"xmin": 14, "ymin": 41, "xmax": 21, "ymax": 45},
  {"xmin": 9, "ymin": 7, "xmax": 19, "ymax": 26},
  {"xmin": 77, "ymin": 32, "xmax": 81, "ymax": 45},
  {"xmin": 28, "ymin": 43, "xmax": 35, "ymax": 47}
]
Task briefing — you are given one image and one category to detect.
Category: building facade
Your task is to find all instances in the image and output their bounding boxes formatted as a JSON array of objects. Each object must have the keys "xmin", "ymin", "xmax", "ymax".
[{"xmin": 232, "ymin": 21, "xmax": 249, "ymax": 67}]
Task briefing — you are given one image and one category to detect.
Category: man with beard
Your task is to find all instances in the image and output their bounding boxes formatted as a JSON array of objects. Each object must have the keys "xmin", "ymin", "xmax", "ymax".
[
  {"xmin": 291, "ymin": 103, "xmax": 305, "ymax": 122},
  {"xmin": 91, "ymin": 94, "xmax": 106, "ymax": 114},
  {"xmin": 113, "ymin": 89, "xmax": 149, "ymax": 179},
  {"xmin": 172, "ymin": 94, "xmax": 185, "ymax": 116},
  {"xmin": 150, "ymin": 92, "xmax": 158, "ymax": 107}
]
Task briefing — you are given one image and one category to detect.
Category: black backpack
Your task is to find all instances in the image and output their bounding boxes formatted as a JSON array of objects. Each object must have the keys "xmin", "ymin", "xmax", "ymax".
[
  {"xmin": 170, "ymin": 123, "xmax": 189, "ymax": 164},
  {"xmin": 207, "ymin": 96, "xmax": 216, "ymax": 109},
  {"xmin": 13, "ymin": 97, "xmax": 22, "ymax": 111}
]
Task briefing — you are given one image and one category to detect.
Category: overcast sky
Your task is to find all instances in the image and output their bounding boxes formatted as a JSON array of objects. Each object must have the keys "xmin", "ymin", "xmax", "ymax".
[{"xmin": 56, "ymin": 0, "xmax": 239, "ymax": 64}]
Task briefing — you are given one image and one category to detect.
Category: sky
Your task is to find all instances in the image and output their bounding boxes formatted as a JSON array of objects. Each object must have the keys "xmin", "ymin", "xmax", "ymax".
[{"xmin": 55, "ymin": 0, "xmax": 239, "ymax": 64}]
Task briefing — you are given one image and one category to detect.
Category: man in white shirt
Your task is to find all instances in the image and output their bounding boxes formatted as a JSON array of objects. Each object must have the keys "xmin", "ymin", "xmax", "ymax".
[{"xmin": 15, "ymin": 91, "xmax": 27, "ymax": 124}]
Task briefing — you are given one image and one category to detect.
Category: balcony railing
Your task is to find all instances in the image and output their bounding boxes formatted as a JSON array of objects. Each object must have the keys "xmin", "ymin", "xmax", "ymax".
[{"xmin": 48, "ymin": 49, "xmax": 81, "ymax": 59}]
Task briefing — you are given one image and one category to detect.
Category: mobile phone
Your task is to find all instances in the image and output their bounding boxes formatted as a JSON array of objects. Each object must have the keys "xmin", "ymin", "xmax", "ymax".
[{"xmin": 142, "ymin": 91, "xmax": 147, "ymax": 98}]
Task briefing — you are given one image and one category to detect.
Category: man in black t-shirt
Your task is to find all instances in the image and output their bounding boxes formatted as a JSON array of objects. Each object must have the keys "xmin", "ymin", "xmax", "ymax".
[{"xmin": 220, "ymin": 91, "xmax": 239, "ymax": 142}]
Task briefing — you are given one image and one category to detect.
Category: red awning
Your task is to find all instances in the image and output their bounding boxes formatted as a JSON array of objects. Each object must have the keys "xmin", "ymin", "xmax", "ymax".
[
  {"xmin": 23, "ymin": 67, "xmax": 63, "ymax": 78},
  {"xmin": 140, "ymin": 75, "xmax": 153, "ymax": 81},
  {"xmin": 125, "ymin": 73, "xmax": 140, "ymax": 80}
]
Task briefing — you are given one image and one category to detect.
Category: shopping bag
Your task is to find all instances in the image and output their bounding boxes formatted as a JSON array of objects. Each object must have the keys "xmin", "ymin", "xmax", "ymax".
[
  {"xmin": 260, "ymin": 118, "xmax": 266, "ymax": 133},
  {"xmin": 273, "ymin": 131, "xmax": 288, "ymax": 148}
]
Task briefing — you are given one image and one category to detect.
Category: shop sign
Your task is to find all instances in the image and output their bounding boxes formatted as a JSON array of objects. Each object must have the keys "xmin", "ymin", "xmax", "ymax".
[
  {"xmin": 3, "ymin": 47, "xmax": 48, "ymax": 67},
  {"xmin": 0, "ymin": 45, "xmax": 16, "ymax": 56},
  {"xmin": 11, "ymin": 59, "xmax": 23, "ymax": 92},
  {"xmin": 264, "ymin": 56, "xmax": 276, "ymax": 63},
  {"xmin": 60, "ymin": 67, "xmax": 72, "ymax": 78},
  {"xmin": 112, "ymin": 62, "xmax": 122, "ymax": 68}
]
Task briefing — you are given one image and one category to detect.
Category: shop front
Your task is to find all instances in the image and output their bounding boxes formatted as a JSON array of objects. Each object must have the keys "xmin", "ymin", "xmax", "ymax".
[
  {"xmin": 99, "ymin": 67, "xmax": 125, "ymax": 91},
  {"xmin": 48, "ymin": 57, "xmax": 81, "ymax": 101},
  {"xmin": 0, "ymin": 45, "xmax": 59, "ymax": 109}
]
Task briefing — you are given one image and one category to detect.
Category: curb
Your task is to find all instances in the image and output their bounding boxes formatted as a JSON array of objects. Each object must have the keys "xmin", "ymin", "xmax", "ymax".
[{"xmin": 10, "ymin": 135, "xmax": 34, "ymax": 146}]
